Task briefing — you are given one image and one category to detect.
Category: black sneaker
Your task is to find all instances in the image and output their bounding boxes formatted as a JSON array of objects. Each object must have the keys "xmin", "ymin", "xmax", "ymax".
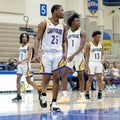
[
  {"xmin": 97, "ymin": 92, "xmax": 102, "ymax": 100},
  {"xmin": 85, "ymin": 94, "xmax": 90, "ymax": 100},
  {"xmin": 50, "ymin": 102, "xmax": 61, "ymax": 112},
  {"xmin": 12, "ymin": 95, "xmax": 22, "ymax": 101},
  {"xmin": 39, "ymin": 93, "xmax": 47, "ymax": 108}
]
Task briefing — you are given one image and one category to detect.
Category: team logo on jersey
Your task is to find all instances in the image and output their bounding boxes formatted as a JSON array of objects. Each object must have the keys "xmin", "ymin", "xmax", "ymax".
[
  {"xmin": 39, "ymin": 61, "xmax": 44, "ymax": 73},
  {"xmin": 88, "ymin": 0, "xmax": 98, "ymax": 15},
  {"xmin": 27, "ymin": 68, "xmax": 33, "ymax": 77},
  {"xmin": 58, "ymin": 59, "xmax": 66, "ymax": 68},
  {"xmin": 47, "ymin": 28, "xmax": 63, "ymax": 35},
  {"xmin": 79, "ymin": 60, "xmax": 85, "ymax": 71}
]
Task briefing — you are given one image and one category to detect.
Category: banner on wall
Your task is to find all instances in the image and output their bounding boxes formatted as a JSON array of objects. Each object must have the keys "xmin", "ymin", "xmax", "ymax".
[
  {"xmin": 88, "ymin": 0, "xmax": 98, "ymax": 15},
  {"xmin": 85, "ymin": 0, "xmax": 99, "ymax": 17},
  {"xmin": 103, "ymin": 32, "xmax": 111, "ymax": 50}
]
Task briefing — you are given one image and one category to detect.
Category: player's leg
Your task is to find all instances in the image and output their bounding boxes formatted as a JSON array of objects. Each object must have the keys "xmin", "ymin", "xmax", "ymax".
[
  {"xmin": 57, "ymin": 67, "xmax": 71, "ymax": 103},
  {"xmin": 50, "ymin": 70, "xmax": 61, "ymax": 111},
  {"xmin": 96, "ymin": 73, "xmax": 103, "ymax": 99},
  {"xmin": 85, "ymin": 75, "xmax": 94, "ymax": 100},
  {"xmin": 12, "ymin": 65, "xmax": 22, "ymax": 101},
  {"xmin": 96, "ymin": 62, "xmax": 103, "ymax": 100},
  {"xmin": 105, "ymin": 77, "xmax": 111, "ymax": 90},
  {"xmin": 38, "ymin": 52, "xmax": 52, "ymax": 108},
  {"xmin": 75, "ymin": 56, "xmax": 86, "ymax": 103},
  {"xmin": 76, "ymin": 71, "xmax": 86, "ymax": 103},
  {"xmin": 38, "ymin": 74, "xmax": 51, "ymax": 108},
  {"xmin": 85, "ymin": 62, "xmax": 95, "ymax": 100},
  {"xmin": 50, "ymin": 52, "xmax": 66, "ymax": 111}
]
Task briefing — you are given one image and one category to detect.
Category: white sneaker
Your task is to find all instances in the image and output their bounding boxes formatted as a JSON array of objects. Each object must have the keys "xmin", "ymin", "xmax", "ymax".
[
  {"xmin": 105, "ymin": 85, "xmax": 111, "ymax": 90},
  {"xmin": 109, "ymin": 85, "xmax": 113, "ymax": 90},
  {"xmin": 112, "ymin": 84, "xmax": 117, "ymax": 89},
  {"xmin": 76, "ymin": 96, "xmax": 86, "ymax": 104},
  {"xmin": 39, "ymin": 94, "xmax": 47, "ymax": 108},
  {"xmin": 50, "ymin": 102, "xmax": 61, "ymax": 112},
  {"xmin": 57, "ymin": 96, "xmax": 70, "ymax": 103}
]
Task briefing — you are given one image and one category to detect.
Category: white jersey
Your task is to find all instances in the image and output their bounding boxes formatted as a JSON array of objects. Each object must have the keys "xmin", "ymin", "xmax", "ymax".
[
  {"xmin": 89, "ymin": 41, "xmax": 102, "ymax": 62},
  {"xmin": 19, "ymin": 44, "xmax": 31, "ymax": 64},
  {"xmin": 112, "ymin": 67, "xmax": 119, "ymax": 76},
  {"xmin": 42, "ymin": 18, "xmax": 64, "ymax": 52},
  {"xmin": 67, "ymin": 27, "xmax": 83, "ymax": 54}
]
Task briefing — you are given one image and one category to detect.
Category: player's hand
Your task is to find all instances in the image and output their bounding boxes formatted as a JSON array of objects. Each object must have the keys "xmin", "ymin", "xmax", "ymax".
[
  {"xmin": 101, "ymin": 59, "xmax": 104, "ymax": 64},
  {"xmin": 68, "ymin": 55, "xmax": 74, "ymax": 62},
  {"xmin": 34, "ymin": 55, "xmax": 41, "ymax": 63},
  {"xmin": 17, "ymin": 60, "xmax": 22, "ymax": 65},
  {"xmin": 85, "ymin": 66, "xmax": 89, "ymax": 74}
]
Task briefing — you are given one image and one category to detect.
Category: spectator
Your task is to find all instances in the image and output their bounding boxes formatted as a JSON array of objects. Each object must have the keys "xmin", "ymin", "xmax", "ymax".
[
  {"xmin": 111, "ymin": 62, "xmax": 120, "ymax": 88},
  {"xmin": 6, "ymin": 58, "xmax": 17, "ymax": 70},
  {"xmin": 112, "ymin": 62, "xmax": 120, "ymax": 80},
  {"xmin": 103, "ymin": 62, "xmax": 113, "ymax": 90}
]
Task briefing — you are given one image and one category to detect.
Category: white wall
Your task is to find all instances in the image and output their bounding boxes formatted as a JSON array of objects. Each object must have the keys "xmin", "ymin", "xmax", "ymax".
[
  {"xmin": 103, "ymin": 6, "xmax": 120, "ymax": 30},
  {"xmin": 0, "ymin": 0, "xmax": 119, "ymax": 31},
  {"xmin": 65, "ymin": 0, "xmax": 85, "ymax": 18},
  {"xmin": 0, "ymin": 0, "xmax": 66, "ymax": 25},
  {"xmin": 25, "ymin": 0, "xmax": 66, "ymax": 25}
]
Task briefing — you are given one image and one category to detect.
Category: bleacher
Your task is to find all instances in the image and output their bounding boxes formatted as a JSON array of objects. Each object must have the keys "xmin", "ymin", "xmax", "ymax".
[
  {"xmin": 0, "ymin": 22, "xmax": 120, "ymax": 91},
  {"xmin": 0, "ymin": 22, "xmax": 44, "ymax": 88}
]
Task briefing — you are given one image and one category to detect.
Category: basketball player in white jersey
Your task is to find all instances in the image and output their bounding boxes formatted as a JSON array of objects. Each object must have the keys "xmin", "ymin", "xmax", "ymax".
[
  {"xmin": 57, "ymin": 13, "xmax": 86, "ymax": 103},
  {"xmin": 12, "ymin": 33, "xmax": 40, "ymax": 101},
  {"xmin": 85, "ymin": 31, "xmax": 104, "ymax": 100},
  {"xmin": 34, "ymin": 5, "xmax": 67, "ymax": 111}
]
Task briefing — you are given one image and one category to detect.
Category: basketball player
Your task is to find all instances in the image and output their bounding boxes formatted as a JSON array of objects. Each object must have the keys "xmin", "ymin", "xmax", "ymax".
[
  {"xmin": 58, "ymin": 13, "xmax": 86, "ymax": 103},
  {"xmin": 85, "ymin": 31, "xmax": 104, "ymax": 100},
  {"xmin": 12, "ymin": 33, "xmax": 40, "ymax": 101},
  {"xmin": 34, "ymin": 4, "xmax": 67, "ymax": 111}
]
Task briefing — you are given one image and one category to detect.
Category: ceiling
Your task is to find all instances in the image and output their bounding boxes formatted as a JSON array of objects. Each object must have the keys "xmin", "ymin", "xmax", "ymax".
[{"xmin": 103, "ymin": 0, "xmax": 120, "ymax": 6}]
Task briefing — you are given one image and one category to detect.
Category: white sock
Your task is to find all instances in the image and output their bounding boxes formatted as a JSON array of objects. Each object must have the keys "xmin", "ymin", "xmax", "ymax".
[{"xmin": 63, "ymin": 91, "xmax": 68, "ymax": 97}]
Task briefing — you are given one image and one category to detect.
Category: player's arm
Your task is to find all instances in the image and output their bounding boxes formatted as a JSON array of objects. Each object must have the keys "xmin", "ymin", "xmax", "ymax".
[
  {"xmin": 62, "ymin": 23, "xmax": 67, "ymax": 59},
  {"xmin": 85, "ymin": 43, "xmax": 90, "ymax": 71},
  {"xmin": 17, "ymin": 44, "xmax": 32, "ymax": 64},
  {"xmin": 72, "ymin": 30, "xmax": 86, "ymax": 57},
  {"xmin": 34, "ymin": 20, "xmax": 46, "ymax": 61}
]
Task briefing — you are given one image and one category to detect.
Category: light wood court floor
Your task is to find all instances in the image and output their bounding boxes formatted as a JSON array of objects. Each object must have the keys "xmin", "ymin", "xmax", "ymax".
[{"xmin": 0, "ymin": 85, "xmax": 120, "ymax": 120}]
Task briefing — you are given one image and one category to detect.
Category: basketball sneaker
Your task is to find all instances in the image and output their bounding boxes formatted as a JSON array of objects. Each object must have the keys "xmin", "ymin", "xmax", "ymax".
[
  {"xmin": 12, "ymin": 95, "xmax": 22, "ymax": 101},
  {"xmin": 97, "ymin": 92, "xmax": 102, "ymax": 100},
  {"xmin": 85, "ymin": 94, "xmax": 91, "ymax": 100},
  {"xmin": 112, "ymin": 84, "xmax": 116, "ymax": 89},
  {"xmin": 76, "ymin": 96, "xmax": 86, "ymax": 104},
  {"xmin": 39, "ymin": 93, "xmax": 47, "ymax": 108},
  {"xmin": 57, "ymin": 96, "xmax": 70, "ymax": 103},
  {"xmin": 50, "ymin": 102, "xmax": 61, "ymax": 112}
]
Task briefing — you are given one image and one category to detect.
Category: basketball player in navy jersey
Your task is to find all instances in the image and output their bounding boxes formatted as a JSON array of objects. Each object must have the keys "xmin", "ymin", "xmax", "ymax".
[
  {"xmin": 57, "ymin": 13, "xmax": 86, "ymax": 103},
  {"xmin": 85, "ymin": 31, "xmax": 104, "ymax": 100},
  {"xmin": 12, "ymin": 33, "xmax": 40, "ymax": 101},
  {"xmin": 34, "ymin": 4, "xmax": 67, "ymax": 111}
]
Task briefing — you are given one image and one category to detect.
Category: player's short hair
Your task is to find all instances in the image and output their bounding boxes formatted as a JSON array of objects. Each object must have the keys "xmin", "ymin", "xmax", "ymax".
[
  {"xmin": 51, "ymin": 4, "xmax": 62, "ymax": 14},
  {"xmin": 67, "ymin": 13, "xmax": 80, "ymax": 27},
  {"xmin": 113, "ymin": 62, "xmax": 116, "ymax": 65},
  {"xmin": 92, "ymin": 31, "xmax": 101, "ymax": 37},
  {"xmin": 20, "ymin": 33, "xmax": 29, "ymax": 44}
]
